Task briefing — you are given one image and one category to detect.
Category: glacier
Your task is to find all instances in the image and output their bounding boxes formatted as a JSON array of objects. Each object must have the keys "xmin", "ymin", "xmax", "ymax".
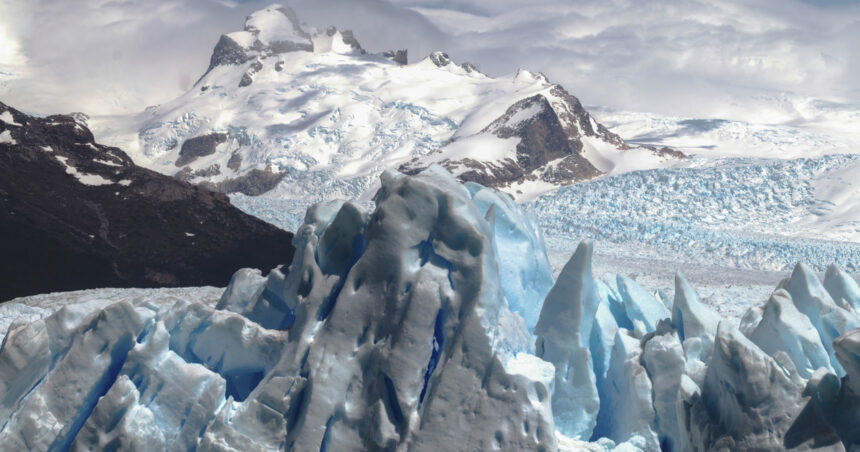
[{"xmin": 2, "ymin": 166, "xmax": 860, "ymax": 451}]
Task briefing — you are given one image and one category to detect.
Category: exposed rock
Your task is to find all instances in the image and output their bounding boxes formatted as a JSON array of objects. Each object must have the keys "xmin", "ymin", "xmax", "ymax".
[
  {"xmin": 0, "ymin": 101, "xmax": 295, "ymax": 301},
  {"xmin": 202, "ymin": 167, "xmax": 285, "ymax": 196},
  {"xmin": 429, "ymin": 51, "xmax": 452, "ymax": 67},
  {"xmin": 207, "ymin": 35, "xmax": 250, "ymax": 73},
  {"xmin": 397, "ymin": 81, "xmax": 679, "ymax": 191},
  {"xmin": 227, "ymin": 152, "xmax": 242, "ymax": 171},
  {"xmin": 175, "ymin": 164, "xmax": 221, "ymax": 182},
  {"xmin": 383, "ymin": 49, "xmax": 407, "ymax": 65},
  {"xmin": 461, "ymin": 62, "xmax": 482, "ymax": 74},
  {"xmin": 198, "ymin": 5, "xmax": 313, "ymax": 82},
  {"xmin": 330, "ymin": 27, "xmax": 364, "ymax": 53},
  {"xmin": 175, "ymin": 133, "xmax": 227, "ymax": 166}
]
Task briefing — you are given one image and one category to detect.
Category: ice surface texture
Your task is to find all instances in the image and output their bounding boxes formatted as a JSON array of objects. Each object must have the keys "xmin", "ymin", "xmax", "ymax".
[
  {"xmin": 0, "ymin": 166, "xmax": 555, "ymax": 451},
  {"xmin": 533, "ymin": 154, "xmax": 860, "ymax": 272},
  {"xmin": 3, "ymin": 166, "xmax": 860, "ymax": 451}
]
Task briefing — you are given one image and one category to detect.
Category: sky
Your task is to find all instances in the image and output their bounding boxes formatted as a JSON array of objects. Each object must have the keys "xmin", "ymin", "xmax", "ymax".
[{"xmin": 1, "ymin": 0, "xmax": 858, "ymax": 124}]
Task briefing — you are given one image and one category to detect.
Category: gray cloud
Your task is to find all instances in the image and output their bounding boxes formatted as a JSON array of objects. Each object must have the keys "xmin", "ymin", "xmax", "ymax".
[{"xmin": 0, "ymin": 0, "xmax": 857, "ymax": 125}]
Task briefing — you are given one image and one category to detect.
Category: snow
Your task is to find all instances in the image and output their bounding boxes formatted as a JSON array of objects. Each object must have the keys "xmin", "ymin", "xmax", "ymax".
[
  {"xmin": 0, "ymin": 110, "xmax": 21, "ymax": 127},
  {"xmin": 592, "ymin": 107, "xmax": 858, "ymax": 160},
  {"xmin": 0, "ymin": 130, "xmax": 14, "ymax": 144},
  {"xmin": 54, "ymin": 155, "xmax": 115, "ymax": 186},
  {"xmin": 243, "ymin": 6, "xmax": 309, "ymax": 46},
  {"xmin": 93, "ymin": 158, "xmax": 121, "ymax": 167}
]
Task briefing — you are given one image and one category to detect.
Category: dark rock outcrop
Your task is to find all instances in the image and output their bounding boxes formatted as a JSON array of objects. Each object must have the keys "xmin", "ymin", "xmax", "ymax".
[
  {"xmin": 175, "ymin": 133, "xmax": 227, "ymax": 166},
  {"xmin": 428, "ymin": 51, "xmax": 452, "ymax": 67},
  {"xmin": 198, "ymin": 5, "xmax": 313, "ymax": 83},
  {"xmin": 203, "ymin": 167, "xmax": 286, "ymax": 196},
  {"xmin": 460, "ymin": 62, "xmax": 482, "ymax": 74},
  {"xmin": 0, "ymin": 101, "xmax": 295, "ymax": 302},
  {"xmin": 383, "ymin": 49, "xmax": 407, "ymax": 65},
  {"xmin": 400, "ymin": 83, "xmax": 683, "ymax": 190}
]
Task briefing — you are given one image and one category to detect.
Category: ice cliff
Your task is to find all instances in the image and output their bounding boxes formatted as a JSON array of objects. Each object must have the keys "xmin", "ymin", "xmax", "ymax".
[{"xmin": 2, "ymin": 166, "xmax": 860, "ymax": 451}]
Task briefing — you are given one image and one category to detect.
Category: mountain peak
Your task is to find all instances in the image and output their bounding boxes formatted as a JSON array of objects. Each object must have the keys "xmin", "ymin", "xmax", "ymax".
[
  {"xmin": 242, "ymin": 5, "xmax": 309, "ymax": 46},
  {"xmin": 202, "ymin": 4, "xmax": 368, "ymax": 80}
]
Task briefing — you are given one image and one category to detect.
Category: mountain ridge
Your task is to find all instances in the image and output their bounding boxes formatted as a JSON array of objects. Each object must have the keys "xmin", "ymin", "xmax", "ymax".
[
  {"xmin": 0, "ymin": 101, "xmax": 295, "ymax": 301},
  {"xmin": 90, "ymin": 4, "xmax": 682, "ymax": 206}
]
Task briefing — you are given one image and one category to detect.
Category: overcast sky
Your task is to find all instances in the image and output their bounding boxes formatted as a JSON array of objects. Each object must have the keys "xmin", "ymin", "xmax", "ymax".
[{"xmin": 1, "ymin": 0, "xmax": 858, "ymax": 123}]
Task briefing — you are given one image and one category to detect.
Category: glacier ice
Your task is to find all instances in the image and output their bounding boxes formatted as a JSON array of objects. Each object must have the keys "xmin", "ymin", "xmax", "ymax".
[
  {"xmin": 595, "ymin": 329, "xmax": 659, "ymax": 450},
  {"xmin": 535, "ymin": 241, "xmax": 601, "ymax": 440},
  {"xmin": 824, "ymin": 264, "xmax": 860, "ymax": 312},
  {"xmin": 746, "ymin": 289, "xmax": 833, "ymax": 379},
  {"xmin": 2, "ymin": 166, "xmax": 860, "ymax": 451},
  {"xmin": 467, "ymin": 181, "xmax": 555, "ymax": 331},
  {"xmin": 672, "ymin": 273, "xmax": 719, "ymax": 363},
  {"xmin": 615, "ymin": 274, "xmax": 670, "ymax": 332},
  {"xmin": 640, "ymin": 323, "xmax": 687, "ymax": 452},
  {"xmin": 0, "ymin": 166, "xmax": 557, "ymax": 451},
  {"xmin": 781, "ymin": 263, "xmax": 860, "ymax": 376}
]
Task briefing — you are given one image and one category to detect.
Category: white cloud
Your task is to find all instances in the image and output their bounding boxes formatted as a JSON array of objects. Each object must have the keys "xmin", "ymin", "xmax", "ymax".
[
  {"xmin": 405, "ymin": 0, "xmax": 860, "ymax": 122},
  {"xmin": 0, "ymin": 0, "xmax": 857, "ymax": 126}
]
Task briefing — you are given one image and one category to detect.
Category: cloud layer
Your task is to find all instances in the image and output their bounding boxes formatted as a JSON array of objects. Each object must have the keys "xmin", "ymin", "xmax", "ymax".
[{"xmin": 1, "ymin": 0, "xmax": 857, "ymax": 124}]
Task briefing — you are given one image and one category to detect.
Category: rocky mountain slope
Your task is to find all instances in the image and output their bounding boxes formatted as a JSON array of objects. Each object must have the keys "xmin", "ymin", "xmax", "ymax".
[
  {"xmin": 90, "ymin": 4, "xmax": 681, "ymax": 205},
  {"xmin": 0, "ymin": 102, "xmax": 295, "ymax": 301}
]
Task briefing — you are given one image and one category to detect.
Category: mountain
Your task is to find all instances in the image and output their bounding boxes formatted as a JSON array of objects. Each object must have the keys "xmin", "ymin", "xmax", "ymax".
[
  {"xmin": 0, "ymin": 101, "xmax": 295, "ymax": 301},
  {"xmin": 1, "ymin": 167, "xmax": 859, "ymax": 450},
  {"xmin": 90, "ymin": 4, "xmax": 682, "ymax": 205}
]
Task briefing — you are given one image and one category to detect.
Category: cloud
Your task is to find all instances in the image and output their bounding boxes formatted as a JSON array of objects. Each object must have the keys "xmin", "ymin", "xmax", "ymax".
[
  {"xmin": 404, "ymin": 0, "xmax": 860, "ymax": 122},
  {"xmin": 0, "ymin": 0, "xmax": 857, "ymax": 125}
]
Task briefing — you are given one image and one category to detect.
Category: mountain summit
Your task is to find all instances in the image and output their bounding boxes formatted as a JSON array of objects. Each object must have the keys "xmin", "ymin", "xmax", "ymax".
[{"xmin": 91, "ymin": 4, "xmax": 681, "ymax": 206}]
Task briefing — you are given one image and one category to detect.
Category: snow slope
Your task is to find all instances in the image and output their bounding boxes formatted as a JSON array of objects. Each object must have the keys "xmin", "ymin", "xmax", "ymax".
[{"xmin": 89, "ymin": 5, "xmax": 676, "ymax": 208}]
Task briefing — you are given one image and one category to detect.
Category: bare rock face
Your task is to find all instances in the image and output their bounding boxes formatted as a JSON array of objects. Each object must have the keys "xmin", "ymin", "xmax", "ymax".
[
  {"xmin": 201, "ymin": 5, "xmax": 313, "ymax": 81},
  {"xmin": 0, "ymin": 101, "xmax": 295, "ymax": 301},
  {"xmin": 175, "ymin": 133, "xmax": 228, "ymax": 166},
  {"xmin": 401, "ymin": 84, "xmax": 627, "ymax": 189},
  {"xmin": 429, "ymin": 51, "xmax": 452, "ymax": 67},
  {"xmin": 383, "ymin": 49, "xmax": 408, "ymax": 65}
]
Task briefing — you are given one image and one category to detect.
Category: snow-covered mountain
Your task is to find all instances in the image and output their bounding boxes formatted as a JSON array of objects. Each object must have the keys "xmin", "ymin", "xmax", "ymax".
[
  {"xmin": 90, "ymin": 4, "xmax": 680, "ymax": 204},
  {"xmin": 2, "ymin": 167, "xmax": 859, "ymax": 451},
  {"xmin": 0, "ymin": 101, "xmax": 295, "ymax": 301}
]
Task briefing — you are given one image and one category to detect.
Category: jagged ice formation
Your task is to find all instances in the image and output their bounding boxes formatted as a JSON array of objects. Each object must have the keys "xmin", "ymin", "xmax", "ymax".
[{"xmin": 2, "ymin": 166, "xmax": 860, "ymax": 451}]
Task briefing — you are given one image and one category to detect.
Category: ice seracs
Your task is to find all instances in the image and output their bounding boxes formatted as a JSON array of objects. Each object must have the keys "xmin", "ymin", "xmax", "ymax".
[
  {"xmin": 534, "ymin": 241, "xmax": 600, "ymax": 439},
  {"xmin": 746, "ymin": 289, "xmax": 833, "ymax": 379},
  {"xmin": 2, "ymin": 164, "xmax": 860, "ymax": 451},
  {"xmin": 0, "ymin": 166, "xmax": 558, "ymax": 451},
  {"xmin": 824, "ymin": 264, "xmax": 860, "ymax": 312},
  {"xmin": 781, "ymin": 263, "xmax": 860, "ymax": 376}
]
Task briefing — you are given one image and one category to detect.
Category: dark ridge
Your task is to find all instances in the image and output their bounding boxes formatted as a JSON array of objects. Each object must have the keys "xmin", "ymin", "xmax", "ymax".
[{"xmin": 0, "ymin": 101, "xmax": 295, "ymax": 302}]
